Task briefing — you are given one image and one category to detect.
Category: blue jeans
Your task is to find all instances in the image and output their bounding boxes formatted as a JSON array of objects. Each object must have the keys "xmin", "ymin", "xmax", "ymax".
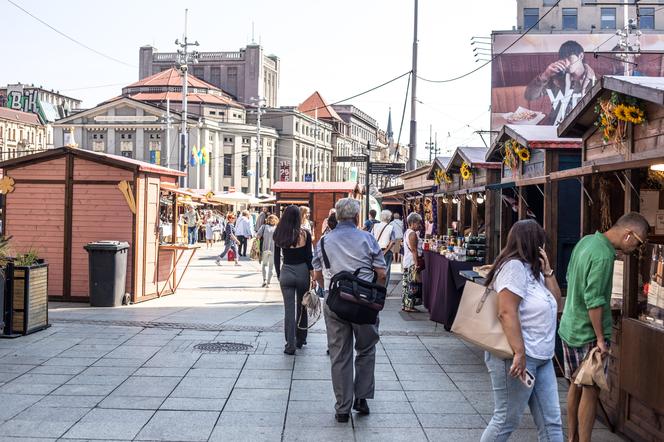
[
  {"xmin": 383, "ymin": 250, "xmax": 393, "ymax": 287},
  {"xmin": 188, "ymin": 226, "xmax": 197, "ymax": 245},
  {"xmin": 481, "ymin": 352, "xmax": 563, "ymax": 442}
]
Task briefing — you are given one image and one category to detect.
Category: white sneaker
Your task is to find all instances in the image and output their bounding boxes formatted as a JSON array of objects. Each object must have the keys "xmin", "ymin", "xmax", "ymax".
[{"xmin": 215, "ymin": 258, "xmax": 222, "ymax": 266}]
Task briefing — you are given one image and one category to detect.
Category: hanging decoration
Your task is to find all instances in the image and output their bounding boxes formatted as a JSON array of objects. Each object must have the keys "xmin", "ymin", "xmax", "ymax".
[
  {"xmin": 434, "ymin": 169, "xmax": 453, "ymax": 185},
  {"xmin": 190, "ymin": 145, "xmax": 199, "ymax": 166},
  {"xmin": 460, "ymin": 162, "xmax": 472, "ymax": 181},
  {"xmin": 0, "ymin": 176, "xmax": 15, "ymax": 194},
  {"xmin": 594, "ymin": 92, "xmax": 646, "ymax": 150},
  {"xmin": 502, "ymin": 139, "xmax": 531, "ymax": 176}
]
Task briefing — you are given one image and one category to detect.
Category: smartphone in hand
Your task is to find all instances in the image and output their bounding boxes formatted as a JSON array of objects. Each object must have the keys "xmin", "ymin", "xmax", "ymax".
[{"xmin": 520, "ymin": 369, "xmax": 535, "ymax": 388}]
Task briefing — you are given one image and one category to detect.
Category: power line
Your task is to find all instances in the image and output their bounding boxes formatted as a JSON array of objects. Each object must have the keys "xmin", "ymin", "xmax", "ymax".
[
  {"xmin": 417, "ymin": 0, "xmax": 562, "ymax": 84},
  {"xmin": 6, "ymin": 0, "xmax": 136, "ymax": 68}
]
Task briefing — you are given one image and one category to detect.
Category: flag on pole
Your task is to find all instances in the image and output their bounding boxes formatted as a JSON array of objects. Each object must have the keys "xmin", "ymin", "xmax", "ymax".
[
  {"xmin": 190, "ymin": 145, "xmax": 199, "ymax": 166},
  {"xmin": 200, "ymin": 146, "xmax": 209, "ymax": 165}
]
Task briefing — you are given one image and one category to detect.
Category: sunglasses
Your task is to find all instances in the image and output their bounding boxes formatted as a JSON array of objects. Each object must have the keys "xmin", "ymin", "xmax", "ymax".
[{"xmin": 628, "ymin": 230, "xmax": 647, "ymax": 253}]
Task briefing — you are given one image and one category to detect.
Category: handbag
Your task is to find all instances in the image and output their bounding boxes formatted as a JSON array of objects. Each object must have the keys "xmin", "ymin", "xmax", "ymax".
[
  {"xmin": 451, "ymin": 281, "xmax": 513, "ymax": 359},
  {"xmin": 297, "ymin": 288, "xmax": 322, "ymax": 330},
  {"xmin": 250, "ymin": 238, "xmax": 261, "ymax": 261},
  {"xmin": 321, "ymin": 238, "xmax": 387, "ymax": 325},
  {"xmin": 573, "ymin": 347, "xmax": 609, "ymax": 390}
]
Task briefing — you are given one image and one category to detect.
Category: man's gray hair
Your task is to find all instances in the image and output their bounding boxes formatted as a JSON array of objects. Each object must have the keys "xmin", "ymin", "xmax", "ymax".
[
  {"xmin": 406, "ymin": 212, "xmax": 422, "ymax": 226},
  {"xmin": 335, "ymin": 198, "xmax": 361, "ymax": 221},
  {"xmin": 380, "ymin": 209, "xmax": 392, "ymax": 223},
  {"xmin": 393, "ymin": 212, "xmax": 401, "ymax": 220}
]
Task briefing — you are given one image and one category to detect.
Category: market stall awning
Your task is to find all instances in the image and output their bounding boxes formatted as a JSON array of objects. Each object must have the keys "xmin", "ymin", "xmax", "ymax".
[
  {"xmin": 487, "ymin": 125, "xmax": 582, "ymax": 162},
  {"xmin": 213, "ymin": 191, "xmax": 260, "ymax": 205}
]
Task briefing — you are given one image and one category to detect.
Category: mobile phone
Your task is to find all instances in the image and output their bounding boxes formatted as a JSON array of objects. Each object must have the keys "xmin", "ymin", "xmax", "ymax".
[{"xmin": 520, "ymin": 369, "xmax": 535, "ymax": 388}]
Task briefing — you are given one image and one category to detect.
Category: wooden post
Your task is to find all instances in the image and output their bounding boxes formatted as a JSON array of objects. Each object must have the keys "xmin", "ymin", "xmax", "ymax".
[
  {"xmin": 623, "ymin": 169, "xmax": 640, "ymax": 319},
  {"xmin": 544, "ymin": 151, "xmax": 558, "ymax": 268},
  {"xmin": 518, "ymin": 187, "xmax": 527, "ymax": 220},
  {"xmin": 471, "ymin": 195, "xmax": 478, "ymax": 235},
  {"xmin": 63, "ymin": 153, "xmax": 74, "ymax": 299}
]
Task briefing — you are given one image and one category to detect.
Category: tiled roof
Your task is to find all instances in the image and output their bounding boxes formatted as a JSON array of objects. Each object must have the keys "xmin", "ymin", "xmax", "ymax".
[
  {"xmin": 271, "ymin": 181, "xmax": 359, "ymax": 193},
  {"xmin": 297, "ymin": 92, "xmax": 342, "ymax": 121},
  {"xmin": 0, "ymin": 107, "xmax": 42, "ymax": 126},
  {"xmin": 129, "ymin": 91, "xmax": 242, "ymax": 108},
  {"xmin": 125, "ymin": 68, "xmax": 218, "ymax": 90}
]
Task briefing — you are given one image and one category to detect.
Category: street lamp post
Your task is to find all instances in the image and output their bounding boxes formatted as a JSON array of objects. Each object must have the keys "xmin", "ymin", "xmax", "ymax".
[{"xmin": 250, "ymin": 97, "xmax": 265, "ymax": 198}]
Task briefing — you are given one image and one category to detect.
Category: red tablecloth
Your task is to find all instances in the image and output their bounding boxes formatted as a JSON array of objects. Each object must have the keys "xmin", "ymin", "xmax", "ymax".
[{"xmin": 422, "ymin": 251, "xmax": 476, "ymax": 330}]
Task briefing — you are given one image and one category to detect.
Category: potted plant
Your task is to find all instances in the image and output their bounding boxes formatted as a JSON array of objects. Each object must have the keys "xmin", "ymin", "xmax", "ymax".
[{"xmin": 6, "ymin": 248, "xmax": 49, "ymax": 336}]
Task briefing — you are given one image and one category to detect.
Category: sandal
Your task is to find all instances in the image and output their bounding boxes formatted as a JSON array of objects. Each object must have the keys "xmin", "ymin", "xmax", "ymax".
[{"xmin": 402, "ymin": 307, "xmax": 418, "ymax": 313}]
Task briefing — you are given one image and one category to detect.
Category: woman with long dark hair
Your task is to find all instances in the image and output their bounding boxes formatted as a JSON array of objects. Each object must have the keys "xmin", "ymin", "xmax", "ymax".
[
  {"xmin": 481, "ymin": 219, "xmax": 563, "ymax": 441},
  {"xmin": 274, "ymin": 205, "xmax": 313, "ymax": 355}
]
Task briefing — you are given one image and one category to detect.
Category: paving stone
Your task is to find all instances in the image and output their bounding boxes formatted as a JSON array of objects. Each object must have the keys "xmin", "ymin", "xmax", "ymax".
[
  {"xmin": 208, "ymin": 425, "xmax": 283, "ymax": 442},
  {"xmin": 0, "ymin": 364, "xmax": 35, "ymax": 374},
  {"xmin": 0, "ymin": 406, "xmax": 89, "ymax": 438},
  {"xmin": 104, "ymin": 345, "xmax": 161, "ymax": 359},
  {"xmin": 62, "ymin": 408, "xmax": 154, "ymax": 440},
  {"xmin": 133, "ymin": 367, "xmax": 190, "ymax": 377},
  {"xmin": 193, "ymin": 354, "xmax": 247, "ymax": 369},
  {"xmin": 160, "ymin": 397, "xmax": 226, "ymax": 411},
  {"xmin": 92, "ymin": 358, "xmax": 146, "ymax": 368},
  {"xmin": 65, "ymin": 374, "xmax": 128, "ymax": 386},
  {"xmin": 186, "ymin": 368, "xmax": 241, "ymax": 378},
  {"xmin": 113, "ymin": 376, "xmax": 181, "ymax": 397},
  {"xmin": 98, "ymin": 395, "xmax": 164, "ymax": 410},
  {"xmin": 0, "ymin": 383, "xmax": 59, "ymax": 395},
  {"xmin": 416, "ymin": 412, "xmax": 487, "ymax": 429},
  {"xmin": 217, "ymin": 411, "xmax": 284, "ymax": 427},
  {"xmin": 352, "ymin": 412, "xmax": 421, "ymax": 428},
  {"xmin": 43, "ymin": 357, "xmax": 98, "ymax": 367},
  {"xmin": 0, "ymin": 393, "xmax": 44, "ymax": 421},
  {"xmin": 29, "ymin": 365, "xmax": 87, "ymax": 376},
  {"xmin": 170, "ymin": 377, "xmax": 235, "ymax": 399},
  {"xmin": 35, "ymin": 395, "xmax": 103, "ymax": 408},
  {"xmin": 136, "ymin": 410, "xmax": 219, "ymax": 441},
  {"xmin": 410, "ymin": 399, "xmax": 478, "ymax": 415},
  {"xmin": 79, "ymin": 366, "xmax": 138, "ymax": 376},
  {"xmin": 51, "ymin": 384, "xmax": 117, "ymax": 397},
  {"xmin": 354, "ymin": 427, "xmax": 428, "ymax": 441},
  {"xmin": 285, "ymin": 411, "xmax": 356, "ymax": 428},
  {"xmin": 282, "ymin": 426, "xmax": 355, "ymax": 441},
  {"xmin": 424, "ymin": 428, "xmax": 485, "ymax": 441},
  {"xmin": 286, "ymin": 400, "xmax": 335, "ymax": 413}
]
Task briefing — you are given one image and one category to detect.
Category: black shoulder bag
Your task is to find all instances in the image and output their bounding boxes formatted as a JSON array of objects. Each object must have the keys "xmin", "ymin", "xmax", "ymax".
[{"xmin": 320, "ymin": 237, "xmax": 387, "ymax": 325}]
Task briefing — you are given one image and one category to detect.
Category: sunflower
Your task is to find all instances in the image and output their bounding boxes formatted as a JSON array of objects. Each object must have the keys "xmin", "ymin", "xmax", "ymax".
[
  {"xmin": 443, "ymin": 172, "xmax": 453, "ymax": 184},
  {"xmin": 460, "ymin": 162, "xmax": 472, "ymax": 181},
  {"xmin": 624, "ymin": 105, "xmax": 645, "ymax": 124},
  {"xmin": 613, "ymin": 104, "xmax": 630, "ymax": 122},
  {"xmin": 517, "ymin": 147, "xmax": 531, "ymax": 162}
]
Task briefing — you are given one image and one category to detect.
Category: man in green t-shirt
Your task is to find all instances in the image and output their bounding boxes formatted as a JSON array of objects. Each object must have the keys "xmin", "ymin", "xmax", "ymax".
[{"xmin": 559, "ymin": 212, "xmax": 648, "ymax": 442}]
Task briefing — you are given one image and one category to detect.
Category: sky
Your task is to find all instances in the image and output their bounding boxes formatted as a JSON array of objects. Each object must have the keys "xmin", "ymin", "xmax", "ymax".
[{"xmin": 0, "ymin": 0, "xmax": 515, "ymax": 160}]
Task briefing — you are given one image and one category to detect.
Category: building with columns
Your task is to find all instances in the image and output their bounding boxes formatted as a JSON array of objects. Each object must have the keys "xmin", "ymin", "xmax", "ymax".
[
  {"xmin": 139, "ymin": 44, "xmax": 280, "ymax": 108},
  {"xmin": 53, "ymin": 68, "xmax": 278, "ymax": 195}
]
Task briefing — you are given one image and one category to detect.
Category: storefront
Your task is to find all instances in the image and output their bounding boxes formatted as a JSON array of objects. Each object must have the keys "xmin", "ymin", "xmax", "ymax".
[
  {"xmin": 556, "ymin": 75, "xmax": 664, "ymax": 441},
  {"xmin": 0, "ymin": 146, "xmax": 196, "ymax": 303},
  {"xmin": 486, "ymin": 125, "xmax": 582, "ymax": 280},
  {"xmin": 398, "ymin": 165, "xmax": 437, "ymax": 235}
]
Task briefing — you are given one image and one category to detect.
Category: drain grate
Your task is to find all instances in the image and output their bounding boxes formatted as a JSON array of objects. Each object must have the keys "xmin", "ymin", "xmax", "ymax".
[{"xmin": 193, "ymin": 342, "xmax": 253, "ymax": 352}]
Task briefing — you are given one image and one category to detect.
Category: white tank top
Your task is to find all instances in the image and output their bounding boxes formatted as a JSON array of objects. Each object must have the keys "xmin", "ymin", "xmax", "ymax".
[{"xmin": 402, "ymin": 229, "xmax": 420, "ymax": 269}]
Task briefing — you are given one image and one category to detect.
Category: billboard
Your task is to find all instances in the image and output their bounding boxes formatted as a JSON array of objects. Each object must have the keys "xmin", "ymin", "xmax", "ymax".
[{"xmin": 491, "ymin": 33, "xmax": 664, "ymax": 131}]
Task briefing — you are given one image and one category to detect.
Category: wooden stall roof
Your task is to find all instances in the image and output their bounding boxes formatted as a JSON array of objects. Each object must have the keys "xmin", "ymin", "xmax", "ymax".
[
  {"xmin": 271, "ymin": 181, "xmax": 360, "ymax": 194},
  {"xmin": 378, "ymin": 184, "xmax": 404, "ymax": 198},
  {"xmin": 398, "ymin": 164, "xmax": 431, "ymax": 181},
  {"xmin": 426, "ymin": 156, "xmax": 452, "ymax": 180},
  {"xmin": 559, "ymin": 75, "xmax": 664, "ymax": 138},
  {"xmin": 487, "ymin": 125, "xmax": 582, "ymax": 161},
  {"xmin": 0, "ymin": 146, "xmax": 186, "ymax": 177},
  {"xmin": 446, "ymin": 146, "xmax": 500, "ymax": 173}
]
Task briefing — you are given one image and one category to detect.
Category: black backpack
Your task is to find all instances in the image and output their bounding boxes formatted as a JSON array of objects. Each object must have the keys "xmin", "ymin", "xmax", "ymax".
[{"xmin": 320, "ymin": 237, "xmax": 387, "ymax": 325}]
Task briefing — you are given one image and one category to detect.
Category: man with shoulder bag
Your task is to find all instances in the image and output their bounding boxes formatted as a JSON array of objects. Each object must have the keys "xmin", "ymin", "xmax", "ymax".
[{"xmin": 313, "ymin": 198, "xmax": 386, "ymax": 423}]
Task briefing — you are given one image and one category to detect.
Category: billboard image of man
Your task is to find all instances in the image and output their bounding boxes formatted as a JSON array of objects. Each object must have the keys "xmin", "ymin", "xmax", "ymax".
[{"xmin": 524, "ymin": 40, "xmax": 597, "ymax": 125}]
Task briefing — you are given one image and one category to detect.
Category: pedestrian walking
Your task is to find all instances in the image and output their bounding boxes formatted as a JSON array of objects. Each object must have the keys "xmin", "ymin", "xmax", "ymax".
[
  {"xmin": 216, "ymin": 213, "xmax": 240, "ymax": 266},
  {"xmin": 559, "ymin": 212, "xmax": 648, "ymax": 442},
  {"xmin": 312, "ymin": 198, "xmax": 386, "ymax": 423},
  {"xmin": 481, "ymin": 219, "xmax": 563, "ymax": 442},
  {"xmin": 402, "ymin": 212, "xmax": 424, "ymax": 312},
  {"xmin": 299, "ymin": 206, "xmax": 314, "ymax": 240},
  {"xmin": 183, "ymin": 205, "xmax": 200, "ymax": 245},
  {"xmin": 390, "ymin": 213, "xmax": 404, "ymax": 263},
  {"xmin": 235, "ymin": 210, "xmax": 253, "ymax": 257},
  {"xmin": 372, "ymin": 209, "xmax": 396, "ymax": 287},
  {"xmin": 363, "ymin": 209, "xmax": 378, "ymax": 231},
  {"xmin": 321, "ymin": 208, "xmax": 336, "ymax": 235},
  {"xmin": 256, "ymin": 207, "xmax": 269, "ymax": 231},
  {"xmin": 204, "ymin": 211, "xmax": 215, "ymax": 249},
  {"xmin": 274, "ymin": 205, "xmax": 313, "ymax": 355},
  {"xmin": 256, "ymin": 214, "xmax": 278, "ymax": 287}
]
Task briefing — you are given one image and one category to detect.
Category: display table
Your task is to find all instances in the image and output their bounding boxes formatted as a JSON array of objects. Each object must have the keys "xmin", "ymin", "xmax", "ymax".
[
  {"xmin": 422, "ymin": 250, "xmax": 476, "ymax": 330},
  {"xmin": 157, "ymin": 244, "xmax": 199, "ymax": 297}
]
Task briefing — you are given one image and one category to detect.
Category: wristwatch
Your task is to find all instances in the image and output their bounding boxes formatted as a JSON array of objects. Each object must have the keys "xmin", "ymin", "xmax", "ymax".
[{"xmin": 544, "ymin": 269, "xmax": 555, "ymax": 278}]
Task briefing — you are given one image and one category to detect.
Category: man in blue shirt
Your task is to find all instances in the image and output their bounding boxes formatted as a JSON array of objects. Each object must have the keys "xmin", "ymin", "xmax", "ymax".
[
  {"xmin": 313, "ymin": 198, "xmax": 386, "ymax": 423},
  {"xmin": 363, "ymin": 209, "xmax": 378, "ymax": 231}
]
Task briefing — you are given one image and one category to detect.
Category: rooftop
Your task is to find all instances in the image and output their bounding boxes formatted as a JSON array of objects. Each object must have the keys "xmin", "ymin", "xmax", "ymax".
[
  {"xmin": 297, "ymin": 92, "xmax": 342, "ymax": 121},
  {"xmin": 0, "ymin": 107, "xmax": 42, "ymax": 126}
]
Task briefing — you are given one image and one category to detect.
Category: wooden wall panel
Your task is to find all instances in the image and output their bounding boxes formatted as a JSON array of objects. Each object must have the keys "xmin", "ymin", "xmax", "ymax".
[
  {"xmin": 143, "ymin": 177, "xmax": 160, "ymax": 297},
  {"xmin": 133, "ymin": 176, "xmax": 146, "ymax": 301},
  {"xmin": 70, "ymin": 184, "xmax": 133, "ymax": 297},
  {"xmin": 5, "ymin": 184, "xmax": 65, "ymax": 296},
  {"xmin": 7, "ymin": 157, "xmax": 66, "ymax": 181},
  {"xmin": 73, "ymin": 158, "xmax": 133, "ymax": 181}
]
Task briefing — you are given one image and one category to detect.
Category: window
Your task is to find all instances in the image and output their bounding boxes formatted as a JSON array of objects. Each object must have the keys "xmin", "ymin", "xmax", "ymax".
[
  {"xmin": 223, "ymin": 186, "xmax": 229, "ymax": 191},
  {"xmin": 295, "ymin": 122, "xmax": 300, "ymax": 133},
  {"xmin": 92, "ymin": 140, "xmax": 105, "ymax": 152},
  {"xmin": 524, "ymin": 8, "xmax": 539, "ymax": 29},
  {"xmin": 210, "ymin": 111, "xmax": 216, "ymax": 115},
  {"xmin": 224, "ymin": 154, "xmax": 232, "ymax": 176},
  {"xmin": 562, "ymin": 8, "xmax": 577, "ymax": 30},
  {"xmin": 192, "ymin": 66, "xmax": 204, "ymax": 79},
  {"xmin": 641, "ymin": 7, "xmax": 655, "ymax": 30},
  {"xmin": 224, "ymin": 136, "xmax": 233, "ymax": 143},
  {"xmin": 120, "ymin": 140, "xmax": 133, "ymax": 158},
  {"xmin": 210, "ymin": 67, "xmax": 221, "ymax": 87},
  {"xmin": 241, "ymin": 187, "xmax": 248, "ymax": 194},
  {"xmin": 241, "ymin": 154, "xmax": 248, "ymax": 176},
  {"xmin": 242, "ymin": 137, "xmax": 250, "ymax": 145},
  {"xmin": 601, "ymin": 8, "xmax": 616, "ymax": 29}
]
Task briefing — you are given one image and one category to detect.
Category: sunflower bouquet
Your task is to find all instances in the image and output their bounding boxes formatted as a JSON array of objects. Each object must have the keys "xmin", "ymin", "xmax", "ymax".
[
  {"xmin": 434, "ymin": 169, "xmax": 451, "ymax": 186},
  {"xmin": 595, "ymin": 92, "xmax": 646, "ymax": 149},
  {"xmin": 460, "ymin": 162, "xmax": 472, "ymax": 181},
  {"xmin": 502, "ymin": 139, "xmax": 530, "ymax": 175}
]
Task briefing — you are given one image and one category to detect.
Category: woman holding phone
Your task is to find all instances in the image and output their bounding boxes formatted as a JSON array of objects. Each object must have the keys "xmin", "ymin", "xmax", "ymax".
[{"xmin": 481, "ymin": 220, "xmax": 563, "ymax": 442}]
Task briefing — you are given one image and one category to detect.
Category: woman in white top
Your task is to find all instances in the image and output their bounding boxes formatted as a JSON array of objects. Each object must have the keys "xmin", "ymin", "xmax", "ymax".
[
  {"xmin": 481, "ymin": 219, "xmax": 563, "ymax": 442},
  {"xmin": 401, "ymin": 212, "xmax": 423, "ymax": 312},
  {"xmin": 299, "ymin": 206, "xmax": 314, "ymax": 240}
]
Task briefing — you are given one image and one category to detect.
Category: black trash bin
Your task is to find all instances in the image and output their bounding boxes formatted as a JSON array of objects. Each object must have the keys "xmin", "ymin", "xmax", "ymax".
[{"xmin": 84, "ymin": 241, "xmax": 129, "ymax": 307}]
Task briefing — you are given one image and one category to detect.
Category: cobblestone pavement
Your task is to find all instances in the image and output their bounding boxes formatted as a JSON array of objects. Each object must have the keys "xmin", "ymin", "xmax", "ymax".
[{"xmin": 0, "ymin": 243, "xmax": 624, "ymax": 441}]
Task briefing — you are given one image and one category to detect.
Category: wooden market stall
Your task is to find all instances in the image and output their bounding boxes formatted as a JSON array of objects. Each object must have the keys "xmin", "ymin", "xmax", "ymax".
[
  {"xmin": 396, "ymin": 165, "xmax": 437, "ymax": 235},
  {"xmin": 556, "ymin": 75, "xmax": 664, "ymax": 442},
  {"xmin": 271, "ymin": 181, "xmax": 360, "ymax": 238},
  {"xmin": 486, "ymin": 125, "xmax": 582, "ymax": 275},
  {"xmin": 0, "ymin": 146, "xmax": 194, "ymax": 304},
  {"xmin": 426, "ymin": 156, "xmax": 452, "ymax": 235}
]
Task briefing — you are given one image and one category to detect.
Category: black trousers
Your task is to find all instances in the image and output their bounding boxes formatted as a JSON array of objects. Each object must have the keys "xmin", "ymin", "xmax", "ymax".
[{"xmin": 238, "ymin": 236, "xmax": 248, "ymax": 256}]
